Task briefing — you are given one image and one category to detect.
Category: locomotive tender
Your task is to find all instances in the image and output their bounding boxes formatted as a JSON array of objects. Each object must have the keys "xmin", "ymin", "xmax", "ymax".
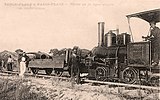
[{"xmin": 84, "ymin": 9, "xmax": 160, "ymax": 85}]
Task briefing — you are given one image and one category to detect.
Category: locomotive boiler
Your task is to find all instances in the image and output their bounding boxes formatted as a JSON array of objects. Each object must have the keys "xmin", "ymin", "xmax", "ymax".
[{"xmin": 86, "ymin": 22, "xmax": 131, "ymax": 82}]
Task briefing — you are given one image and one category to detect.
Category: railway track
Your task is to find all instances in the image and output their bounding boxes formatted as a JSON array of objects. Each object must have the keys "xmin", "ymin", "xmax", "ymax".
[
  {"xmin": 0, "ymin": 71, "xmax": 159, "ymax": 91},
  {"xmin": 0, "ymin": 71, "xmax": 70, "ymax": 81}
]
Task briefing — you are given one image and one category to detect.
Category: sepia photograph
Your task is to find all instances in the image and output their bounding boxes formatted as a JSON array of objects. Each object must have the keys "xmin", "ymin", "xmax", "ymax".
[{"xmin": 0, "ymin": 0, "xmax": 160, "ymax": 100}]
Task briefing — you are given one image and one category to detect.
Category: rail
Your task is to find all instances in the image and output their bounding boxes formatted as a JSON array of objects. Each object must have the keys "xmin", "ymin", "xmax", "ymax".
[
  {"xmin": 0, "ymin": 71, "xmax": 159, "ymax": 91},
  {"xmin": 83, "ymin": 79, "xmax": 160, "ymax": 90}
]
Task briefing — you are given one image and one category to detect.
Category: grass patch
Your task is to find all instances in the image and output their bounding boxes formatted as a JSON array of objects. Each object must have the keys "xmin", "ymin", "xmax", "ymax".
[{"xmin": 0, "ymin": 78, "xmax": 48, "ymax": 100}]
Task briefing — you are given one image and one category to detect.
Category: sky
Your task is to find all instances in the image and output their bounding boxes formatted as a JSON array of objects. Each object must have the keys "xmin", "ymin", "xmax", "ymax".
[{"xmin": 0, "ymin": 0, "xmax": 160, "ymax": 52}]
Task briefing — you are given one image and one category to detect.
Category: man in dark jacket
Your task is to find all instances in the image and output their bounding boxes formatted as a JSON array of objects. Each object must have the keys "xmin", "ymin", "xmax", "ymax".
[
  {"xmin": 70, "ymin": 46, "xmax": 81, "ymax": 84},
  {"xmin": 150, "ymin": 21, "xmax": 160, "ymax": 66}
]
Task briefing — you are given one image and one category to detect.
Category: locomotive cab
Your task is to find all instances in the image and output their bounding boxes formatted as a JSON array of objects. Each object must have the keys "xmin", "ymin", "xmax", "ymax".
[
  {"xmin": 125, "ymin": 9, "xmax": 160, "ymax": 85},
  {"xmin": 126, "ymin": 9, "xmax": 160, "ymax": 68}
]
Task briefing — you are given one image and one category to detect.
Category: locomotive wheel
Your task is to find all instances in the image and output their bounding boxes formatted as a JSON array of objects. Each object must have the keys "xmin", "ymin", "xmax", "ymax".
[
  {"xmin": 149, "ymin": 76, "xmax": 160, "ymax": 86},
  {"xmin": 95, "ymin": 67, "xmax": 108, "ymax": 81},
  {"xmin": 45, "ymin": 68, "xmax": 53, "ymax": 75},
  {"xmin": 122, "ymin": 67, "xmax": 137, "ymax": 84},
  {"xmin": 54, "ymin": 70, "xmax": 63, "ymax": 77},
  {"xmin": 31, "ymin": 68, "xmax": 39, "ymax": 74}
]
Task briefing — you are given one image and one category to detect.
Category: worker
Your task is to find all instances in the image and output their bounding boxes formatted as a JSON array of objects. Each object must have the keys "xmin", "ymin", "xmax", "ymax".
[
  {"xmin": 0, "ymin": 60, "xmax": 4, "ymax": 71},
  {"xmin": 149, "ymin": 21, "xmax": 160, "ymax": 66},
  {"xmin": 7, "ymin": 55, "xmax": 14, "ymax": 71},
  {"xmin": 70, "ymin": 46, "xmax": 81, "ymax": 84},
  {"xmin": 19, "ymin": 53, "xmax": 27, "ymax": 78}
]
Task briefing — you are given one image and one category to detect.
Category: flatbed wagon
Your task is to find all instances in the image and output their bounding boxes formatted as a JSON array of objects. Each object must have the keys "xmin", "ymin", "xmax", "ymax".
[{"xmin": 26, "ymin": 51, "xmax": 69, "ymax": 76}]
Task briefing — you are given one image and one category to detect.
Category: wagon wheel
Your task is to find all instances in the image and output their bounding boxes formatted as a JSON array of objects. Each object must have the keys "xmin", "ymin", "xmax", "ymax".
[
  {"xmin": 31, "ymin": 68, "xmax": 39, "ymax": 74},
  {"xmin": 45, "ymin": 68, "xmax": 53, "ymax": 75},
  {"xmin": 122, "ymin": 67, "xmax": 137, "ymax": 84},
  {"xmin": 95, "ymin": 67, "xmax": 108, "ymax": 81},
  {"xmin": 54, "ymin": 70, "xmax": 63, "ymax": 77}
]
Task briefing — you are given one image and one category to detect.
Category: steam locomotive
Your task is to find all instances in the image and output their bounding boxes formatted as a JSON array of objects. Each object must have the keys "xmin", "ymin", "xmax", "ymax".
[
  {"xmin": 76, "ymin": 9, "xmax": 160, "ymax": 86},
  {"xmin": 26, "ymin": 9, "xmax": 159, "ymax": 86}
]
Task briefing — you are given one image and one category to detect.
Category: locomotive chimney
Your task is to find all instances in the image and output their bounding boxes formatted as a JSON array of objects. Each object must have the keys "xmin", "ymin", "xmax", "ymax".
[{"xmin": 98, "ymin": 22, "xmax": 105, "ymax": 47}]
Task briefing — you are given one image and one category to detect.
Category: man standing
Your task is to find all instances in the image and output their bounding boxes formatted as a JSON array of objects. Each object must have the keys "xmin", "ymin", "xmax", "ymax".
[
  {"xmin": 71, "ymin": 46, "xmax": 81, "ymax": 84},
  {"xmin": 7, "ymin": 55, "xmax": 14, "ymax": 71},
  {"xmin": 0, "ymin": 60, "xmax": 4, "ymax": 71},
  {"xmin": 150, "ymin": 21, "xmax": 160, "ymax": 66}
]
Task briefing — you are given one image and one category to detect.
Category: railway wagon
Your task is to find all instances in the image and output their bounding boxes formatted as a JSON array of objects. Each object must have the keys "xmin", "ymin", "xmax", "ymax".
[
  {"xmin": 27, "ymin": 48, "xmax": 90, "ymax": 76},
  {"xmin": 26, "ymin": 51, "xmax": 69, "ymax": 76}
]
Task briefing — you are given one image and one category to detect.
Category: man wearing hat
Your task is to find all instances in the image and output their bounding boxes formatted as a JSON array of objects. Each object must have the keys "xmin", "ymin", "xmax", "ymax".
[
  {"xmin": 70, "ymin": 46, "xmax": 81, "ymax": 84},
  {"xmin": 149, "ymin": 21, "xmax": 160, "ymax": 66}
]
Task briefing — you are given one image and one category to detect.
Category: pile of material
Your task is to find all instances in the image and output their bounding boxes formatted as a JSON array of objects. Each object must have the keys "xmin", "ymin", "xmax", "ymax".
[
  {"xmin": 49, "ymin": 48, "xmax": 90, "ymax": 58},
  {"xmin": 49, "ymin": 48, "xmax": 67, "ymax": 57}
]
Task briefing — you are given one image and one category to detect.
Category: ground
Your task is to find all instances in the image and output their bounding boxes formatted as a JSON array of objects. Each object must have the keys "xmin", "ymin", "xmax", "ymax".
[{"xmin": 0, "ymin": 75, "xmax": 159, "ymax": 100}]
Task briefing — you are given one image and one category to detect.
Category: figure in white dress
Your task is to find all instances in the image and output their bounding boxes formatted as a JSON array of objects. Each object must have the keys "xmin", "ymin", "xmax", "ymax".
[{"xmin": 19, "ymin": 53, "xmax": 26, "ymax": 78}]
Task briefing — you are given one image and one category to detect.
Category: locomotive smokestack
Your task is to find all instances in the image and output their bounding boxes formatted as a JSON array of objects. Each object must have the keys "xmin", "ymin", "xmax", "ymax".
[{"xmin": 98, "ymin": 22, "xmax": 105, "ymax": 47}]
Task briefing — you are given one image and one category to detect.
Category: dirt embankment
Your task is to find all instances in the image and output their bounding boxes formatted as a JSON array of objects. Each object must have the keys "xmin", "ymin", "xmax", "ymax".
[{"xmin": 0, "ymin": 75, "xmax": 159, "ymax": 100}]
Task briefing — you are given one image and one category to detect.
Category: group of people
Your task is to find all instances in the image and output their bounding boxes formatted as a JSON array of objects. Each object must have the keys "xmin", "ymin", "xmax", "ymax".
[
  {"xmin": 0, "ymin": 52, "xmax": 29, "ymax": 78},
  {"xmin": 0, "ymin": 56, "xmax": 14, "ymax": 71}
]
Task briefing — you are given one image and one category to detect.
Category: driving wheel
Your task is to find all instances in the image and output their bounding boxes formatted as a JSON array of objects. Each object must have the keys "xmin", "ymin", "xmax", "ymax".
[
  {"xmin": 122, "ymin": 67, "xmax": 137, "ymax": 84},
  {"xmin": 95, "ymin": 67, "xmax": 108, "ymax": 81}
]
